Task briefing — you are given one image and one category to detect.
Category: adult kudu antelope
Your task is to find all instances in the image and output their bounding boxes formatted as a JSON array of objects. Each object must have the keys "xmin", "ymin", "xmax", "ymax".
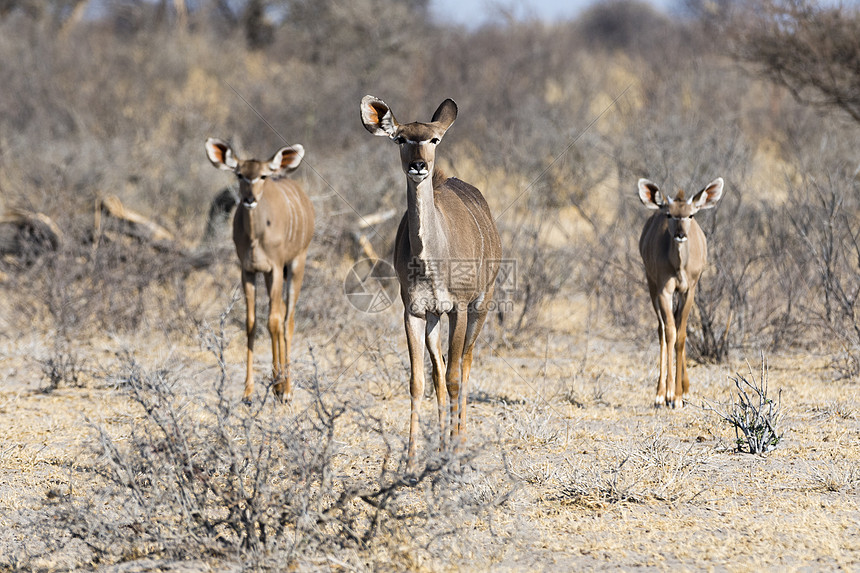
[
  {"xmin": 205, "ymin": 138, "xmax": 314, "ymax": 403},
  {"xmin": 360, "ymin": 96, "xmax": 501, "ymax": 470},
  {"xmin": 638, "ymin": 177, "xmax": 724, "ymax": 408}
]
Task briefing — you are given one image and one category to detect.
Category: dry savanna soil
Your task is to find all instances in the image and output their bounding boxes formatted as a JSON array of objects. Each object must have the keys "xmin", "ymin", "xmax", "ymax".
[{"xmin": 1, "ymin": 284, "xmax": 858, "ymax": 571}]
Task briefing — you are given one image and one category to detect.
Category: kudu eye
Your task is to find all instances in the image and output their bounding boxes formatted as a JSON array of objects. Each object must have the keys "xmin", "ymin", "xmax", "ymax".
[
  {"xmin": 430, "ymin": 137, "xmax": 440, "ymax": 144},
  {"xmin": 392, "ymin": 135, "xmax": 405, "ymax": 145}
]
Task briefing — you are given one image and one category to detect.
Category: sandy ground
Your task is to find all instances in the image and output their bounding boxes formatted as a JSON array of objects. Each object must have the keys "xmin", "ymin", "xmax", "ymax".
[{"xmin": 1, "ymin": 292, "xmax": 859, "ymax": 571}]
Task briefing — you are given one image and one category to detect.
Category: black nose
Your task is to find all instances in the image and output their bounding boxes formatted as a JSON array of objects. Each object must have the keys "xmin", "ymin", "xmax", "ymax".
[{"xmin": 410, "ymin": 160, "xmax": 427, "ymax": 172}]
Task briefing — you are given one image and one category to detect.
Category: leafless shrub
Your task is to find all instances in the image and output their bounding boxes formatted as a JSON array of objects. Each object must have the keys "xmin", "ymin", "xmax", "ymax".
[
  {"xmin": 705, "ymin": 358, "xmax": 783, "ymax": 454},
  {"xmin": 38, "ymin": 343, "xmax": 88, "ymax": 392},
  {"xmin": 24, "ymin": 310, "xmax": 513, "ymax": 570},
  {"xmin": 728, "ymin": 0, "xmax": 860, "ymax": 125}
]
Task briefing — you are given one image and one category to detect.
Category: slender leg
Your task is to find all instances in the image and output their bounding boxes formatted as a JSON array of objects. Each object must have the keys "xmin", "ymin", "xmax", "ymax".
[
  {"xmin": 647, "ymin": 280, "xmax": 667, "ymax": 407},
  {"xmin": 265, "ymin": 267, "xmax": 287, "ymax": 401},
  {"xmin": 425, "ymin": 313, "xmax": 447, "ymax": 448},
  {"xmin": 404, "ymin": 310, "xmax": 427, "ymax": 473},
  {"xmin": 446, "ymin": 308, "xmax": 468, "ymax": 449},
  {"xmin": 657, "ymin": 289, "xmax": 677, "ymax": 407},
  {"xmin": 277, "ymin": 252, "xmax": 307, "ymax": 401},
  {"xmin": 674, "ymin": 285, "xmax": 697, "ymax": 407},
  {"xmin": 242, "ymin": 270, "xmax": 257, "ymax": 403},
  {"xmin": 460, "ymin": 289, "xmax": 492, "ymax": 441}
]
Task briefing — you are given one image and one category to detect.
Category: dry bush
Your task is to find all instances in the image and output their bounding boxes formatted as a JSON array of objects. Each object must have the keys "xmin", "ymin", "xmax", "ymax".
[
  {"xmin": 727, "ymin": 0, "xmax": 860, "ymax": 124},
  {"xmin": 705, "ymin": 358, "xmax": 783, "ymax": 454},
  {"xmin": 16, "ymin": 314, "xmax": 514, "ymax": 570}
]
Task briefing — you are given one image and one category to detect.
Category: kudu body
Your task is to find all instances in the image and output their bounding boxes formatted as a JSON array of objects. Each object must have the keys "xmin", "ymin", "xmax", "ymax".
[
  {"xmin": 205, "ymin": 138, "xmax": 314, "ymax": 402},
  {"xmin": 638, "ymin": 177, "xmax": 724, "ymax": 408},
  {"xmin": 361, "ymin": 96, "xmax": 501, "ymax": 470}
]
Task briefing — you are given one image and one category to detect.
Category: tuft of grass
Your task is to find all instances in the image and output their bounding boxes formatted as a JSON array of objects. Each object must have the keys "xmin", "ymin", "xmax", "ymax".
[
  {"xmin": 807, "ymin": 456, "xmax": 860, "ymax": 493},
  {"xmin": 556, "ymin": 433, "xmax": 710, "ymax": 508}
]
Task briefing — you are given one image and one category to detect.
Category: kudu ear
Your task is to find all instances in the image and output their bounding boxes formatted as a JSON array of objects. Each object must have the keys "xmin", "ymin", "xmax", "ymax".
[
  {"xmin": 360, "ymin": 95, "xmax": 399, "ymax": 138},
  {"xmin": 205, "ymin": 138, "xmax": 239, "ymax": 171},
  {"xmin": 638, "ymin": 178, "xmax": 665, "ymax": 210},
  {"xmin": 690, "ymin": 177, "xmax": 724, "ymax": 210},
  {"xmin": 431, "ymin": 98, "xmax": 458, "ymax": 132},
  {"xmin": 269, "ymin": 144, "xmax": 305, "ymax": 173}
]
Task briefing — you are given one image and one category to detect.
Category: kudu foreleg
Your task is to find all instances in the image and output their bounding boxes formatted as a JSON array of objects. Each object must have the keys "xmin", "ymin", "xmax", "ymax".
[
  {"xmin": 656, "ymin": 291, "xmax": 677, "ymax": 407},
  {"xmin": 242, "ymin": 270, "xmax": 257, "ymax": 403},
  {"xmin": 405, "ymin": 311, "xmax": 427, "ymax": 473},
  {"xmin": 425, "ymin": 313, "xmax": 448, "ymax": 448},
  {"xmin": 265, "ymin": 269, "xmax": 288, "ymax": 401}
]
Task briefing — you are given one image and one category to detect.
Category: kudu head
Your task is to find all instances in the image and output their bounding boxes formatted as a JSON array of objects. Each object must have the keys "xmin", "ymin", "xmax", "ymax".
[
  {"xmin": 360, "ymin": 96, "xmax": 458, "ymax": 184},
  {"xmin": 638, "ymin": 177, "xmax": 724, "ymax": 242},
  {"xmin": 205, "ymin": 138, "xmax": 304, "ymax": 209}
]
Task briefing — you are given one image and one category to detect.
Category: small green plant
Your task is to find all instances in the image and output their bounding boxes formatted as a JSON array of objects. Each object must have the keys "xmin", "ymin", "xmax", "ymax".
[{"xmin": 706, "ymin": 358, "xmax": 783, "ymax": 454}]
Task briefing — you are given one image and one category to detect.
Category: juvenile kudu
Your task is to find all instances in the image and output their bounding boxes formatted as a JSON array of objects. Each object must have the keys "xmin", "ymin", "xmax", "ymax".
[
  {"xmin": 361, "ymin": 96, "xmax": 501, "ymax": 470},
  {"xmin": 638, "ymin": 177, "xmax": 724, "ymax": 408},
  {"xmin": 205, "ymin": 138, "xmax": 314, "ymax": 402}
]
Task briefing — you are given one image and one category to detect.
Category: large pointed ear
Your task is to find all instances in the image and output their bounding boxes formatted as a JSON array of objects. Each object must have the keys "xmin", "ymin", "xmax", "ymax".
[
  {"xmin": 690, "ymin": 177, "xmax": 724, "ymax": 210},
  {"xmin": 360, "ymin": 95, "xmax": 399, "ymax": 137},
  {"xmin": 638, "ymin": 178, "xmax": 665, "ymax": 210},
  {"xmin": 205, "ymin": 138, "xmax": 238, "ymax": 171},
  {"xmin": 268, "ymin": 144, "xmax": 305, "ymax": 173},
  {"xmin": 431, "ymin": 98, "xmax": 458, "ymax": 132}
]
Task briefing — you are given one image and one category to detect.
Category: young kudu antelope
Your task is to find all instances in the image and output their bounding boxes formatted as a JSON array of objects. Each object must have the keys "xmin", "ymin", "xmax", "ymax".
[
  {"xmin": 205, "ymin": 138, "xmax": 314, "ymax": 403},
  {"xmin": 638, "ymin": 177, "xmax": 724, "ymax": 408},
  {"xmin": 360, "ymin": 96, "xmax": 501, "ymax": 470}
]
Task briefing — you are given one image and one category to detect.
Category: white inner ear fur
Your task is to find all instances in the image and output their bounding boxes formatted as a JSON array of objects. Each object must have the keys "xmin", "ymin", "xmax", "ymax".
[
  {"xmin": 693, "ymin": 178, "xmax": 724, "ymax": 209},
  {"xmin": 638, "ymin": 179, "xmax": 663, "ymax": 210},
  {"xmin": 206, "ymin": 141, "xmax": 238, "ymax": 171},
  {"xmin": 379, "ymin": 111, "xmax": 397, "ymax": 137},
  {"xmin": 270, "ymin": 145, "xmax": 304, "ymax": 171}
]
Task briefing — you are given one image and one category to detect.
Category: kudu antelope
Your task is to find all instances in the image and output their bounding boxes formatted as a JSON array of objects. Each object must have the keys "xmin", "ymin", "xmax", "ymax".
[
  {"xmin": 205, "ymin": 138, "xmax": 314, "ymax": 402},
  {"xmin": 638, "ymin": 177, "xmax": 724, "ymax": 408},
  {"xmin": 360, "ymin": 96, "xmax": 501, "ymax": 470}
]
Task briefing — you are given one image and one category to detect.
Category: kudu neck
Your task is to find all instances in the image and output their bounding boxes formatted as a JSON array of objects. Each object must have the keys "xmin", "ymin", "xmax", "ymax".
[
  {"xmin": 240, "ymin": 201, "xmax": 267, "ymax": 242},
  {"xmin": 405, "ymin": 175, "xmax": 443, "ymax": 258},
  {"xmin": 669, "ymin": 237, "xmax": 690, "ymax": 271}
]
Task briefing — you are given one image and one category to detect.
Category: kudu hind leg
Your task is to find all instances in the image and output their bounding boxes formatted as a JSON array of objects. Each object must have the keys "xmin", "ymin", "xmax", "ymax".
[
  {"xmin": 446, "ymin": 309, "xmax": 469, "ymax": 449},
  {"xmin": 275, "ymin": 254, "xmax": 307, "ymax": 401},
  {"xmin": 242, "ymin": 270, "xmax": 257, "ymax": 403},
  {"xmin": 459, "ymin": 296, "xmax": 492, "ymax": 441}
]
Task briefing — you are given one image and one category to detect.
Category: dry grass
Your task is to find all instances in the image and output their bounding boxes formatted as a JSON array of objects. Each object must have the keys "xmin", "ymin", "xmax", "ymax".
[{"xmin": 2, "ymin": 314, "xmax": 860, "ymax": 570}]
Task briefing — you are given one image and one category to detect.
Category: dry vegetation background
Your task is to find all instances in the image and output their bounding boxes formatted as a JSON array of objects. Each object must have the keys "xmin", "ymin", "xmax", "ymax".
[{"xmin": 1, "ymin": 0, "xmax": 859, "ymax": 570}]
